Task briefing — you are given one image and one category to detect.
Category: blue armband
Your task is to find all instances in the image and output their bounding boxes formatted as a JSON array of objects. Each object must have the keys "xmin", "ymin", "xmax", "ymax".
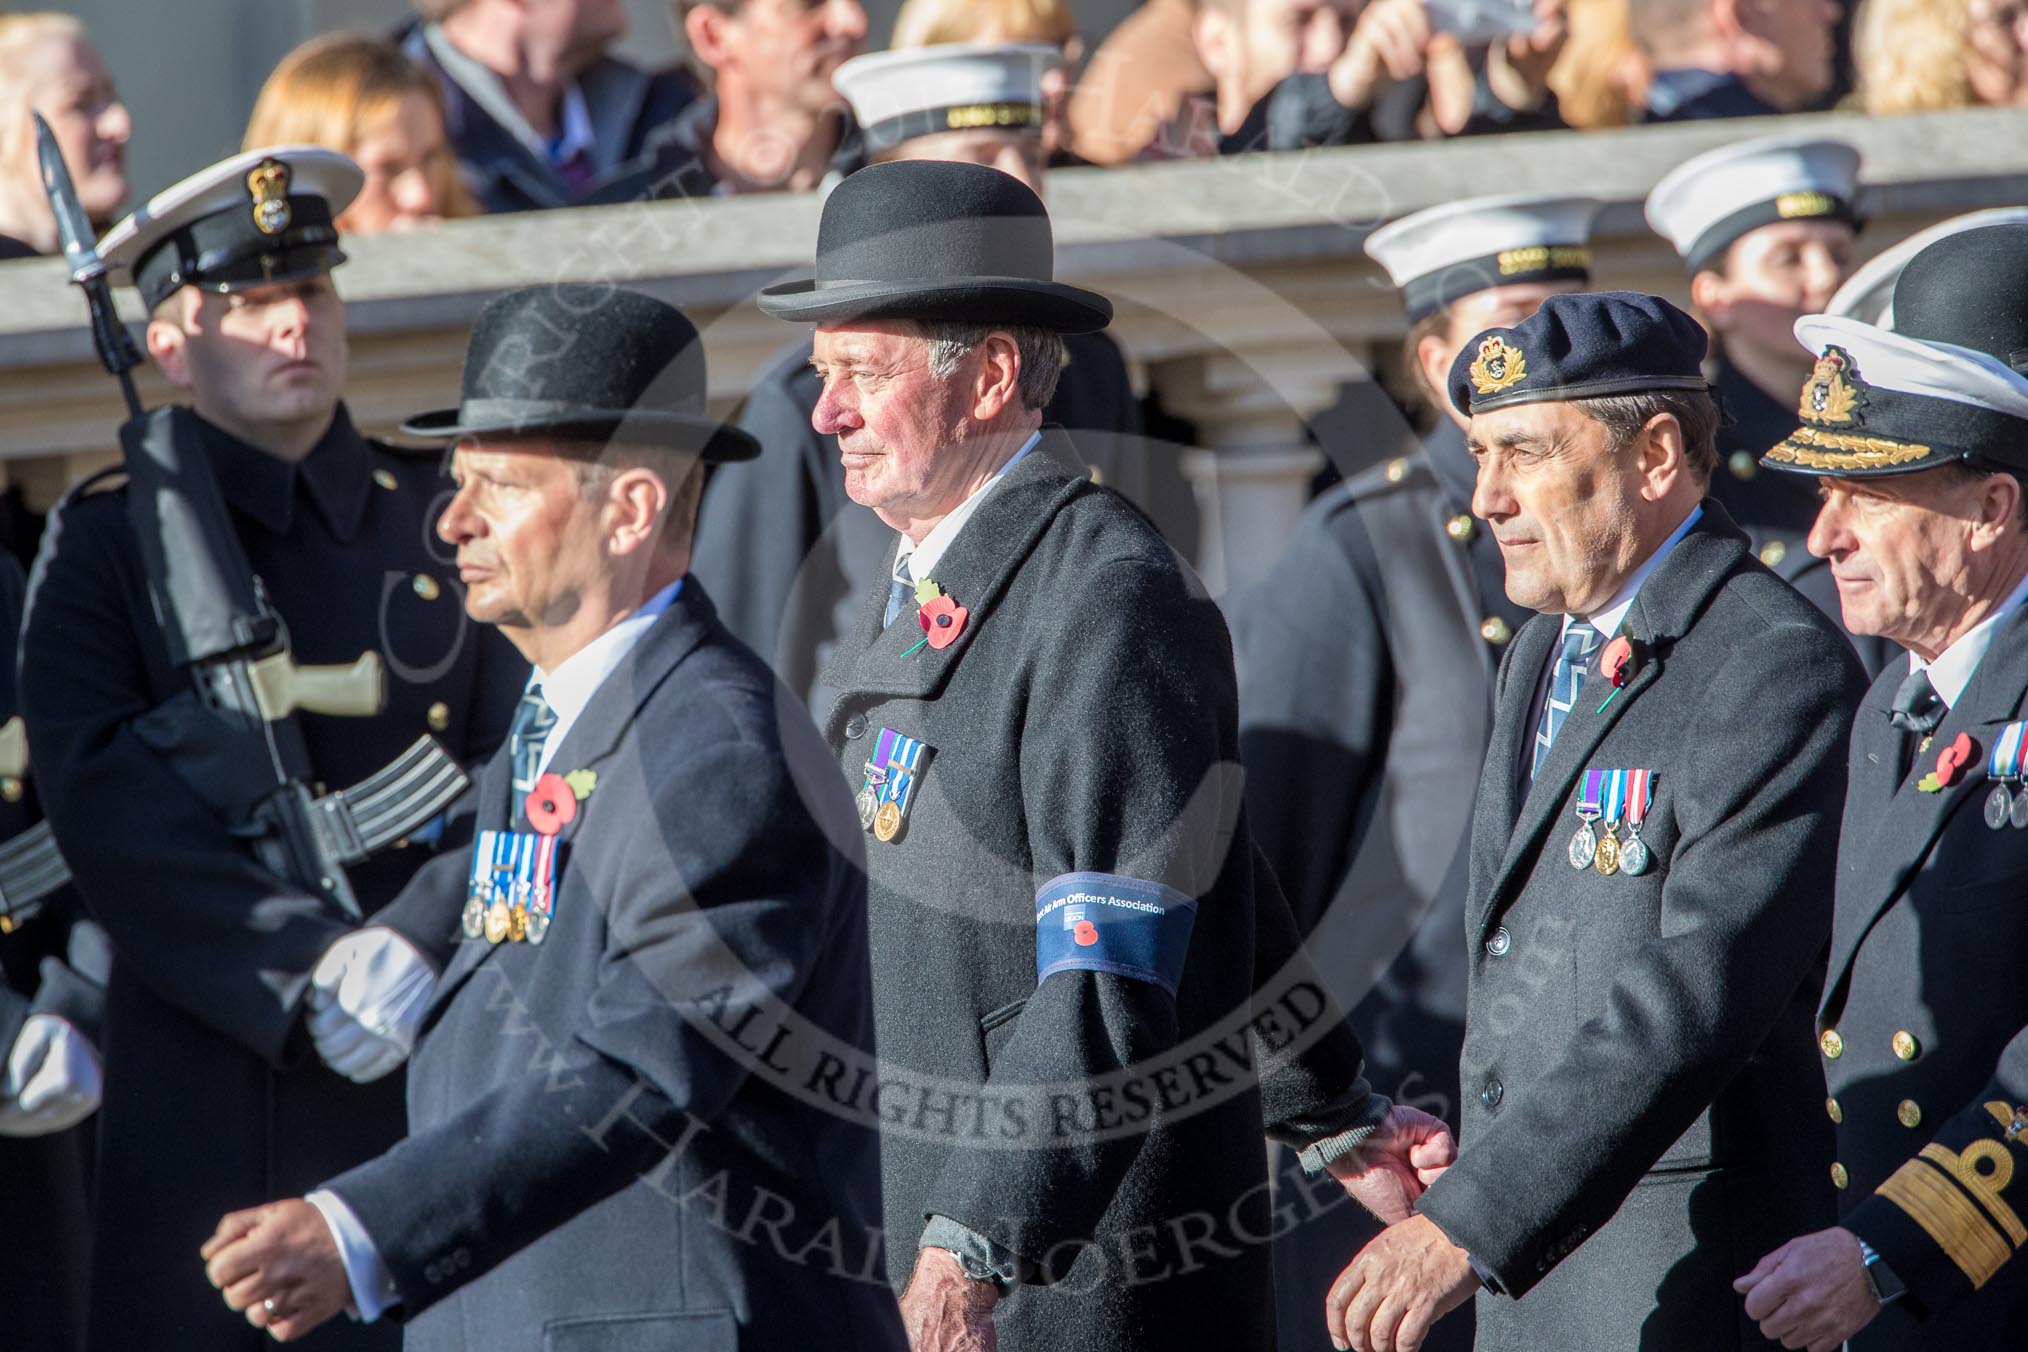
[{"xmin": 1035, "ymin": 872, "xmax": 1197, "ymax": 997}]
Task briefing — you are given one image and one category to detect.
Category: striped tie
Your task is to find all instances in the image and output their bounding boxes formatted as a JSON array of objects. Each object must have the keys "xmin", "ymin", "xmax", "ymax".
[
  {"xmin": 509, "ymin": 686, "xmax": 557, "ymax": 803},
  {"xmin": 1533, "ymin": 621, "xmax": 1601, "ymax": 780},
  {"xmin": 883, "ymin": 553, "xmax": 915, "ymax": 630}
]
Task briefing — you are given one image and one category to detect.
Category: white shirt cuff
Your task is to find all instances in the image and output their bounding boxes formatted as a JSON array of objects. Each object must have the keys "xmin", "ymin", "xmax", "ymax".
[{"xmin": 305, "ymin": 1189, "xmax": 399, "ymax": 1322}]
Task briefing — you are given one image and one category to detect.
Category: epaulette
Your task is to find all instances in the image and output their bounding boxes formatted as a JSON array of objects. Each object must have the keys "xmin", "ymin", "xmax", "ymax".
[
  {"xmin": 59, "ymin": 465, "xmax": 128, "ymax": 504},
  {"xmin": 1336, "ymin": 453, "xmax": 1437, "ymax": 503}
]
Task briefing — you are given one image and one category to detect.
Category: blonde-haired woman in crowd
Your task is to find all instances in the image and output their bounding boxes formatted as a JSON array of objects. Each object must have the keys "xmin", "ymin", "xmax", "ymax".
[
  {"xmin": 244, "ymin": 32, "xmax": 474, "ymax": 233},
  {"xmin": 1858, "ymin": 0, "xmax": 2028, "ymax": 112}
]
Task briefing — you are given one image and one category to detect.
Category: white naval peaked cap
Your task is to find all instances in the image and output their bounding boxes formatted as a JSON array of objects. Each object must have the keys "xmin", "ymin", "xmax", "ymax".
[
  {"xmin": 1645, "ymin": 134, "xmax": 1861, "ymax": 274},
  {"xmin": 833, "ymin": 42, "xmax": 1061, "ymax": 155},
  {"xmin": 1827, "ymin": 207, "xmax": 2028, "ymax": 327},
  {"xmin": 1363, "ymin": 193, "xmax": 1600, "ymax": 322},
  {"xmin": 98, "ymin": 145, "xmax": 363, "ymax": 310}
]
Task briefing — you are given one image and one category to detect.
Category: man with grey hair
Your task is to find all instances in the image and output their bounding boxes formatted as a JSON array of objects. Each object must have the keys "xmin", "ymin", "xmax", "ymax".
[{"xmin": 761, "ymin": 158, "xmax": 1456, "ymax": 1352}]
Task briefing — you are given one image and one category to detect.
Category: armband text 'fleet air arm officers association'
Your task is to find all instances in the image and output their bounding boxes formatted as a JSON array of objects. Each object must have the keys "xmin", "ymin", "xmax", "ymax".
[
  {"xmin": 1232, "ymin": 190, "xmax": 1595, "ymax": 1352},
  {"xmin": 1329, "ymin": 292, "xmax": 1866, "ymax": 1352},
  {"xmin": 1645, "ymin": 133, "xmax": 1882, "ymax": 671},
  {"xmin": 761, "ymin": 159, "xmax": 1436, "ymax": 1352},
  {"xmin": 1737, "ymin": 234, "xmax": 2028, "ymax": 1349},
  {"xmin": 19, "ymin": 147, "xmax": 526, "ymax": 1352}
]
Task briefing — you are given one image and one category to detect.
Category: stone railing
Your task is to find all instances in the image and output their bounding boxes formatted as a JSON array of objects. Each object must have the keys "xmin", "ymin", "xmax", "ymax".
[{"xmin": 2, "ymin": 107, "xmax": 2024, "ymax": 592}]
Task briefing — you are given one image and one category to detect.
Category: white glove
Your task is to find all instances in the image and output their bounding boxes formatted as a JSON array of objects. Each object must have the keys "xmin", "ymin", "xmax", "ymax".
[
  {"xmin": 0, "ymin": 1013, "xmax": 102, "ymax": 1137},
  {"xmin": 307, "ymin": 927, "xmax": 436, "ymax": 1084}
]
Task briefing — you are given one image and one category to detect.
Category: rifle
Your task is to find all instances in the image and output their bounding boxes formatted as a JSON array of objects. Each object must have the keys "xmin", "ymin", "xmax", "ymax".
[{"xmin": 37, "ymin": 117, "xmax": 469, "ymax": 921}]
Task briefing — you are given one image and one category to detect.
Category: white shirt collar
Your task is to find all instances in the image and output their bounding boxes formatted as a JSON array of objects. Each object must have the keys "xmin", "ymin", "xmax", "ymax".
[
  {"xmin": 1908, "ymin": 566, "xmax": 2028, "ymax": 707},
  {"xmin": 528, "ymin": 579, "xmax": 683, "ymax": 777},
  {"xmin": 892, "ymin": 430, "xmax": 1042, "ymax": 584},
  {"xmin": 1561, "ymin": 505, "xmax": 1703, "ymax": 642}
]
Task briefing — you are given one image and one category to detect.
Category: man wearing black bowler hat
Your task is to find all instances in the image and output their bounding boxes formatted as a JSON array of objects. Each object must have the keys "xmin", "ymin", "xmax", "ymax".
[
  {"xmin": 198, "ymin": 283, "xmax": 903, "ymax": 1350},
  {"xmin": 761, "ymin": 158, "xmax": 1458, "ymax": 1352},
  {"xmin": 1327, "ymin": 292, "xmax": 1865, "ymax": 1352}
]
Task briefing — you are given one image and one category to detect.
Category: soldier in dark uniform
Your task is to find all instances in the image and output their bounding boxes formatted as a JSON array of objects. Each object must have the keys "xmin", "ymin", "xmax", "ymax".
[
  {"xmin": 0, "ymin": 548, "xmax": 107, "ymax": 1352},
  {"xmin": 1645, "ymin": 133, "xmax": 1885, "ymax": 669},
  {"xmin": 695, "ymin": 41, "xmax": 1144, "ymax": 707},
  {"xmin": 20, "ymin": 147, "xmax": 525, "ymax": 1352},
  {"xmin": 1232, "ymin": 190, "xmax": 1597, "ymax": 1352},
  {"xmin": 1737, "ymin": 235, "xmax": 2028, "ymax": 1352}
]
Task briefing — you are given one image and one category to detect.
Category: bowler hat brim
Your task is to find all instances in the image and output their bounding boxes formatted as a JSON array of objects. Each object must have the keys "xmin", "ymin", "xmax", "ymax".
[
  {"xmin": 399, "ymin": 400, "xmax": 760, "ymax": 462},
  {"xmin": 757, "ymin": 276, "xmax": 1112, "ymax": 334}
]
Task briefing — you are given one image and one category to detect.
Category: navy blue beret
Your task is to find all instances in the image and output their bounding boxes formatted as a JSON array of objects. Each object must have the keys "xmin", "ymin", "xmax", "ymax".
[{"xmin": 1447, "ymin": 290, "xmax": 1711, "ymax": 418}]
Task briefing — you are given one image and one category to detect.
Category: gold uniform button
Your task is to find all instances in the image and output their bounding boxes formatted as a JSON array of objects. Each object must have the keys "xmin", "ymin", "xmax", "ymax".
[
  {"xmin": 1446, "ymin": 514, "xmax": 1476, "ymax": 542},
  {"xmin": 1831, "ymin": 1162, "xmax": 1849, "ymax": 1190},
  {"xmin": 1480, "ymin": 617, "xmax": 1513, "ymax": 647},
  {"xmin": 0, "ymin": 776, "xmax": 21, "ymax": 803},
  {"xmin": 1820, "ymin": 1029, "xmax": 1844, "ymax": 1059},
  {"xmin": 1893, "ymin": 1030, "xmax": 1921, "ymax": 1061},
  {"xmin": 1826, "ymin": 1097, "xmax": 1843, "ymax": 1125},
  {"xmin": 1758, "ymin": 540, "xmax": 1788, "ymax": 568},
  {"xmin": 413, "ymin": 574, "xmax": 442, "ymax": 601},
  {"xmin": 427, "ymin": 701, "xmax": 451, "ymax": 733},
  {"xmin": 372, "ymin": 468, "xmax": 399, "ymax": 491},
  {"xmin": 1384, "ymin": 457, "xmax": 1409, "ymax": 484},
  {"xmin": 1898, "ymin": 1099, "xmax": 1923, "ymax": 1129},
  {"xmin": 1729, "ymin": 450, "xmax": 1759, "ymax": 481}
]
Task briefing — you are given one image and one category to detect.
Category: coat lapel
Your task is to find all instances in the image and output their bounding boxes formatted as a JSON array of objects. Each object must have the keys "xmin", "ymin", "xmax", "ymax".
[
  {"xmin": 820, "ymin": 430, "xmax": 1092, "ymax": 733},
  {"xmin": 1470, "ymin": 613, "xmax": 1557, "ymax": 913},
  {"xmin": 1474, "ymin": 507, "xmax": 1750, "ymax": 940},
  {"xmin": 428, "ymin": 581, "xmax": 720, "ymax": 1009},
  {"xmin": 1823, "ymin": 607, "xmax": 2028, "ymax": 1000}
]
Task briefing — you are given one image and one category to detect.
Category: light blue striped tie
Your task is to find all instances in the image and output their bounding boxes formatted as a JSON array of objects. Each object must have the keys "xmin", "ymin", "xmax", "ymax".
[
  {"xmin": 883, "ymin": 553, "xmax": 914, "ymax": 630},
  {"xmin": 509, "ymin": 686, "xmax": 557, "ymax": 801},
  {"xmin": 1533, "ymin": 621, "xmax": 1601, "ymax": 779}
]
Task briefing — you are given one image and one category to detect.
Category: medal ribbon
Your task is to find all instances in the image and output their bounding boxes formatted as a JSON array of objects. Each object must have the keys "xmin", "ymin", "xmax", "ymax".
[
  {"xmin": 470, "ymin": 829, "xmax": 511, "ymax": 903},
  {"xmin": 532, "ymin": 831, "xmax": 558, "ymax": 915},
  {"xmin": 1603, "ymin": 769, "xmax": 1626, "ymax": 830},
  {"xmin": 1988, "ymin": 722, "xmax": 2028, "ymax": 780},
  {"xmin": 1627, "ymin": 768, "xmax": 1653, "ymax": 828},
  {"xmin": 865, "ymin": 728, "xmax": 900, "ymax": 792},
  {"xmin": 883, "ymin": 734, "xmax": 928, "ymax": 814},
  {"xmin": 1577, "ymin": 769, "xmax": 1605, "ymax": 819}
]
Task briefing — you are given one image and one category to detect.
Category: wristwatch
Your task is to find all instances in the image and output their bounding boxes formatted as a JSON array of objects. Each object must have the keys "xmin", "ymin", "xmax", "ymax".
[
  {"xmin": 945, "ymin": 1247, "xmax": 1015, "ymax": 1295},
  {"xmin": 1857, "ymin": 1238, "xmax": 1907, "ymax": 1306}
]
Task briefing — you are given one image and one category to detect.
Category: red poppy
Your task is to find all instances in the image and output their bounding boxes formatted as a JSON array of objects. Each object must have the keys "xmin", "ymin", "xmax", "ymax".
[
  {"xmin": 1600, "ymin": 636, "xmax": 1636, "ymax": 688},
  {"xmin": 918, "ymin": 594, "xmax": 970, "ymax": 651},
  {"xmin": 1073, "ymin": 920, "xmax": 1099, "ymax": 947},
  {"xmin": 1934, "ymin": 732, "xmax": 1977, "ymax": 788},
  {"xmin": 526, "ymin": 772, "xmax": 579, "ymax": 835}
]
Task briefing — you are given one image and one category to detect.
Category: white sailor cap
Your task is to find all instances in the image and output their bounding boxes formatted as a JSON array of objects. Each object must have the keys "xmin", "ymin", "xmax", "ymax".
[
  {"xmin": 1762, "ymin": 314, "xmax": 2028, "ymax": 478},
  {"xmin": 99, "ymin": 146, "xmax": 363, "ymax": 311},
  {"xmin": 1645, "ymin": 134, "xmax": 1861, "ymax": 274},
  {"xmin": 833, "ymin": 42, "xmax": 1061, "ymax": 156},
  {"xmin": 1363, "ymin": 193, "xmax": 1599, "ymax": 323}
]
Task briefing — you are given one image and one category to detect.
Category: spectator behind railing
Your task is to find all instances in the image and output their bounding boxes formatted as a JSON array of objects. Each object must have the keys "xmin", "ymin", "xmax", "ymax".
[
  {"xmin": 1629, "ymin": 0, "xmax": 1840, "ymax": 122},
  {"xmin": 1857, "ymin": 0, "xmax": 2028, "ymax": 112},
  {"xmin": 891, "ymin": 0, "xmax": 1082, "ymax": 162},
  {"xmin": 395, "ymin": 0, "xmax": 695, "ymax": 214},
  {"xmin": 1063, "ymin": 0, "xmax": 1210, "ymax": 165},
  {"xmin": 244, "ymin": 34, "xmax": 476, "ymax": 234},
  {"xmin": 1549, "ymin": 0, "xmax": 1646, "ymax": 127},
  {"xmin": 0, "ymin": 11, "xmax": 129, "ymax": 259}
]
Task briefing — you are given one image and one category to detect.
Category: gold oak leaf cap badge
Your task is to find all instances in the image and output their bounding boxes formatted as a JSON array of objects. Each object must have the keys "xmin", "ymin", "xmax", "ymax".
[
  {"xmin": 1798, "ymin": 345, "xmax": 1866, "ymax": 426},
  {"xmin": 1470, "ymin": 335, "xmax": 1527, "ymax": 396},
  {"xmin": 247, "ymin": 158, "xmax": 292, "ymax": 236}
]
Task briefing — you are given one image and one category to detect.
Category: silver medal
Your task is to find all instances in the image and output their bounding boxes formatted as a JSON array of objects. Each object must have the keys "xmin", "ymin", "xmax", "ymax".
[
  {"xmin": 2012, "ymin": 786, "xmax": 2028, "ymax": 830},
  {"xmin": 461, "ymin": 894, "xmax": 485, "ymax": 939},
  {"xmin": 1988, "ymin": 784, "xmax": 2013, "ymax": 830},
  {"xmin": 856, "ymin": 785, "xmax": 878, "ymax": 832},
  {"xmin": 525, "ymin": 911, "xmax": 549, "ymax": 945},
  {"xmin": 1568, "ymin": 820, "xmax": 1597, "ymax": 870},
  {"xmin": 1619, "ymin": 831, "xmax": 1650, "ymax": 876}
]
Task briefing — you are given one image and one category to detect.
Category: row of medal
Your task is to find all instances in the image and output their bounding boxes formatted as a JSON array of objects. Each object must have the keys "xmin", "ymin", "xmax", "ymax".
[
  {"xmin": 856, "ymin": 727, "xmax": 932, "ymax": 844},
  {"xmin": 462, "ymin": 828, "xmax": 559, "ymax": 945},
  {"xmin": 1568, "ymin": 768, "xmax": 1656, "ymax": 876},
  {"xmin": 1984, "ymin": 722, "xmax": 2028, "ymax": 830}
]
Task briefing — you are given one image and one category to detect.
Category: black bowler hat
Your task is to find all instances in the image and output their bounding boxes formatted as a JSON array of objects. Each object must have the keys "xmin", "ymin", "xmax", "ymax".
[
  {"xmin": 757, "ymin": 159, "xmax": 1111, "ymax": 333},
  {"xmin": 1889, "ymin": 223, "xmax": 2028, "ymax": 374},
  {"xmin": 1447, "ymin": 291, "xmax": 1709, "ymax": 419},
  {"xmin": 402, "ymin": 284, "xmax": 758, "ymax": 461}
]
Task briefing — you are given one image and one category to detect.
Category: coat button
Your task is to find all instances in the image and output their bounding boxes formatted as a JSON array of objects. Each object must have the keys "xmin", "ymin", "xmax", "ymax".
[
  {"xmin": 1480, "ymin": 617, "xmax": 1513, "ymax": 647},
  {"xmin": 1826, "ymin": 1097, "xmax": 1843, "ymax": 1125},
  {"xmin": 1385, "ymin": 457, "xmax": 1409, "ymax": 483},
  {"xmin": 1831, "ymin": 1162, "xmax": 1848, "ymax": 1190},
  {"xmin": 844, "ymin": 714, "xmax": 869, "ymax": 740},
  {"xmin": 373, "ymin": 468, "xmax": 399, "ymax": 491},
  {"xmin": 1446, "ymin": 514, "xmax": 1476, "ymax": 542},
  {"xmin": 1893, "ymin": 1030, "xmax": 1921, "ymax": 1061},
  {"xmin": 0, "ymin": 776, "xmax": 20, "ymax": 803},
  {"xmin": 413, "ymin": 574, "xmax": 442, "ymax": 601},
  {"xmin": 427, "ymin": 701, "xmax": 451, "ymax": 732},
  {"xmin": 1820, "ymin": 1028, "xmax": 1843, "ymax": 1059},
  {"xmin": 1486, "ymin": 926, "xmax": 1512, "ymax": 958},
  {"xmin": 1758, "ymin": 540, "xmax": 1788, "ymax": 568},
  {"xmin": 1481, "ymin": 1078, "xmax": 1503, "ymax": 1109},
  {"xmin": 1898, "ymin": 1099, "xmax": 1923, "ymax": 1129},
  {"xmin": 1729, "ymin": 451, "xmax": 1758, "ymax": 481}
]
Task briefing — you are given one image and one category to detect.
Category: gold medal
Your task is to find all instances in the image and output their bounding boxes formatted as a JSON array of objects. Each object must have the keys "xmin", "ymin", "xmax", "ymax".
[
  {"xmin": 485, "ymin": 899, "xmax": 510, "ymax": 944},
  {"xmin": 873, "ymin": 800, "xmax": 903, "ymax": 842},
  {"xmin": 507, "ymin": 904, "xmax": 528, "ymax": 943},
  {"xmin": 1593, "ymin": 830, "xmax": 1620, "ymax": 876}
]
